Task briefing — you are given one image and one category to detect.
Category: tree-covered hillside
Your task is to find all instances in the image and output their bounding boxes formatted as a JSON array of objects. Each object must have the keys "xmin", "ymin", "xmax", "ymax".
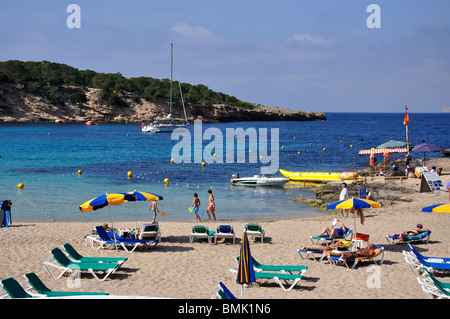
[{"xmin": 0, "ymin": 60, "xmax": 254, "ymax": 109}]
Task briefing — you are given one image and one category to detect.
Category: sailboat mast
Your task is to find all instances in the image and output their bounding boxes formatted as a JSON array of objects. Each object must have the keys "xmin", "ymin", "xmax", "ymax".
[{"xmin": 169, "ymin": 43, "xmax": 173, "ymax": 121}]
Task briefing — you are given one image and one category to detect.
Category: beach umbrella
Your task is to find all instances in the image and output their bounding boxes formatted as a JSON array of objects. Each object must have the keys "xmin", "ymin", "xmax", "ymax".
[
  {"xmin": 79, "ymin": 193, "xmax": 132, "ymax": 212},
  {"xmin": 412, "ymin": 143, "xmax": 445, "ymax": 165},
  {"xmin": 326, "ymin": 197, "xmax": 383, "ymax": 237},
  {"xmin": 326, "ymin": 197, "xmax": 383, "ymax": 210},
  {"xmin": 126, "ymin": 190, "xmax": 164, "ymax": 238},
  {"xmin": 79, "ymin": 193, "xmax": 134, "ymax": 250},
  {"xmin": 422, "ymin": 203, "xmax": 450, "ymax": 214},
  {"xmin": 376, "ymin": 140, "xmax": 407, "ymax": 149},
  {"xmin": 236, "ymin": 232, "xmax": 256, "ymax": 299}
]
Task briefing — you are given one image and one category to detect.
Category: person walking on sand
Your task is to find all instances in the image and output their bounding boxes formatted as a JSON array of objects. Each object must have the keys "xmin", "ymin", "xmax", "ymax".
[
  {"xmin": 339, "ymin": 183, "xmax": 349, "ymax": 218},
  {"xmin": 206, "ymin": 189, "xmax": 216, "ymax": 221},
  {"xmin": 149, "ymin": 200, "xmax": 159, "ymax": 223},
  {"xmin": 190, "ymin": 193, "xmax": 202, "ymax": 221}
]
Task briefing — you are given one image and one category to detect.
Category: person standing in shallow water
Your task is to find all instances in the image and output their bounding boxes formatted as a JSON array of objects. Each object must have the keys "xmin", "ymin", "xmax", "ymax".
[
  {"xmin": 206, "ymin": 189, "xmax": 216, "ymax": 221},
  {"xmin": 190, "ymin": 193, "xmax": 202, "ymax": 221}
]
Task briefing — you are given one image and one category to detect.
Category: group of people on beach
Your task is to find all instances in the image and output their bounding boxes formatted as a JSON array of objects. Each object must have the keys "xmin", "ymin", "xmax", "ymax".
[
  {"xmin": 189, "ymin": 189, "xmax": 216, "ymax": 222},
  {"xmin": 146, "ymin": 189, "xmax": 217, "ymax": 224}
]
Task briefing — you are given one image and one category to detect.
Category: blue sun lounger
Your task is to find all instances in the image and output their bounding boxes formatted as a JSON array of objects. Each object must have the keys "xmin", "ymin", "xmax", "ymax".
[
  {"xmin": 325, "ymin": 246, "xmax": 386, "ymax": 269},
  {"xmin": 95, "ymin": 226, "xmax": 158, "ymax": 252},
  {"xmin": 212, "ymin": 282, "xmax": 237, "ymax": 299},
  {"xmin": 386, "ymin": 230, "xmax": 431, "ymax": 244},
  {"xmin": 408, "ymin": 244, "xmax": 450, "ymax": 272}
]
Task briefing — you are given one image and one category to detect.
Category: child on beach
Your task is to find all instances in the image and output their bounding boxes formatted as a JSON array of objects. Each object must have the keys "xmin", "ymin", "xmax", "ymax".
[
  {"xmin": 190, "ymin": 193, "xmax": 202, "ymax": 221},
  {"xmin": 206, "ymin": 189, "xmax": 216, "ymax": 221},
  {"xmin": 149, "ymin": 200, "xmax": 159, "ymax": 223}
]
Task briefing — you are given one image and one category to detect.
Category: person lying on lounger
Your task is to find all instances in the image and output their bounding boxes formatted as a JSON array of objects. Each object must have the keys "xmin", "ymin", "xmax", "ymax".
[
  {"xmin": 327, "ymin": 244, "xmax": 376, "ymax": 259},
  {"xmin": 318, "ymin": 219, "xmax": 348, "ymax": 238},
  {"xmin": 301, "ymin": 241, "xmax": 350, "ymax": 252},
  {"xmin": 391, "ymin": 224, "xmax": 430, "ymax": 238}
]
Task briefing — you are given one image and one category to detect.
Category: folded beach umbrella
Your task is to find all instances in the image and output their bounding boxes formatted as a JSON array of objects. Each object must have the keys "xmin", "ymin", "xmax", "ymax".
[
  {"xmin": 236, "ymin": 232, "xmax": 256, "ymax": 299},
  {"xmin": 422, "ymin": 203, "xmax": 450, "ymax": 214},
  {"xmin": 326, "ymin": 197, "xmax": 383, "ymax": 210}
]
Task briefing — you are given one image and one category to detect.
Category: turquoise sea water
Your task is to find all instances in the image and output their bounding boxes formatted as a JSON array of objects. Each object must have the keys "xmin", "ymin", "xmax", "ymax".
[{"xmin": 0, "ymin": 112, "xmax": 448, "ymax": 222}]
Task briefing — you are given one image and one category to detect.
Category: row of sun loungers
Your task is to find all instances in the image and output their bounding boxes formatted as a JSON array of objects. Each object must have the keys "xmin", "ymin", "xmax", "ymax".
[
  {"xmin": 1, "ymin": 272, "xmax": 109, "ymax": 299},
  {"xmin": 44, "ymin": 243, "xmax": 127, "ymax": 281},
  {"xmin": 190, "ymin": 223, "xmax": 265, "ymax": 244},
  {"xmin": 1, "ymin": 242, "xmax": 131, "ymax": 298},
  {"xmin": 403, "ymin": 243, "xmax": 450, "ymax": 299}
]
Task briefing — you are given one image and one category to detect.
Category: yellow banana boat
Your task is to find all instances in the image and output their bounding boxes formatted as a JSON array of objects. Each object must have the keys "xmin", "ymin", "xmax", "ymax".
[{"xmin": 279, "ymin": 169, "xmax": 360, "ymax": 182}]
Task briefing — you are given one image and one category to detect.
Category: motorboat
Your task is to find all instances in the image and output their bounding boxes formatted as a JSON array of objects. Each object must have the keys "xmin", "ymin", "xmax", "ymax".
[{"xmin": 230, "ymin": 174, "xmax": 289, "ymax": 186}]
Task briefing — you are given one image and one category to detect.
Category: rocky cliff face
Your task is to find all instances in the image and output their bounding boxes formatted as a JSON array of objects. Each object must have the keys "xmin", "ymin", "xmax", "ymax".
[{"xmin": 0, "ymin": 84, "xmax": 326, "ymax": 123}]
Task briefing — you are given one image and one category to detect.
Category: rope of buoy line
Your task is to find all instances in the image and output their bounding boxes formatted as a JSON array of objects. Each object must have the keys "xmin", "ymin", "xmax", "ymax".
[{"xmin": 17, "ymin": 190, "xmax": 54, "ymax": 222}]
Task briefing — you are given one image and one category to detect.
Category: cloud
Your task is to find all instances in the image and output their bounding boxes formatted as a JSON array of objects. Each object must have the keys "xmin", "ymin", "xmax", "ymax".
[
  {"xmin": 171, "ymin": 22, "xmax": 212, "ymax": 40},
  {"xmin": 291, "ymin": 33, "xmax": 333, "ymax": 45}
]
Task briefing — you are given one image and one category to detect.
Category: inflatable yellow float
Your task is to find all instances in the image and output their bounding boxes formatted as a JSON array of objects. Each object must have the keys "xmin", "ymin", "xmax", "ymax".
[{"xmin": 279, "ymin": 169, "xmax": 360, "ymax": 182}]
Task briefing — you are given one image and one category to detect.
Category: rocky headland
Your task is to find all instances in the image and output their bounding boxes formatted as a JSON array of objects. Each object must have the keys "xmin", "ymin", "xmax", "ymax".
[{"xmin": 0, "ymin": 83, "xmax": 326, "ymax": 124}]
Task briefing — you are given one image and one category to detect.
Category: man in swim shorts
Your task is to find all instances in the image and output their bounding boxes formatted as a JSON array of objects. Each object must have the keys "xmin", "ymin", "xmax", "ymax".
[{"xmin": 206, "ymin": 189, "xmax": 216, "ymax": 221}]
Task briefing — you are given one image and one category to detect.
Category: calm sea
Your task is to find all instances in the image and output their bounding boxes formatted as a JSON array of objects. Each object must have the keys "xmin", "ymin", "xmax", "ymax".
[{"xmin": 0, "ymin": 112, "xmax": 448, "ymax": 222}]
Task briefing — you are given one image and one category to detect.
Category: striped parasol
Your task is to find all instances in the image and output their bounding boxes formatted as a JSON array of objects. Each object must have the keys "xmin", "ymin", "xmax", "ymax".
[{"xmin": 236, "ymin": 232, "xmax": 256, "ymax": 298}]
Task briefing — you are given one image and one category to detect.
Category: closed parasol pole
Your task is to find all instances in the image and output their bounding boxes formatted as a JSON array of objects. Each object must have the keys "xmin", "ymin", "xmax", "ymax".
[
  {"xmin": 106, "ymin": 193, "xmax": 119, "ymax": 251},
  {"xmin": 403, "ymin": 105, "xmax": 410, "ymax": 155}
]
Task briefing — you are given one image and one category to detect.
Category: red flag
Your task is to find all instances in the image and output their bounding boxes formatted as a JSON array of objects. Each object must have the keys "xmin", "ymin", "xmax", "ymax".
[{"xmin": 403, "ymin": 106, "xmax": 409, "ymax": 125}]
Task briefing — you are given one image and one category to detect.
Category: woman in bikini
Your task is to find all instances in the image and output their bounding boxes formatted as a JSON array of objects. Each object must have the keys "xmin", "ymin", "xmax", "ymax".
[
  {"xmin": 392, "ymin": 224, "xmax": 430, "ymax": 238},
  {"xmin": 318, "ymin": 219, "xmax": 348, "ymax": 238}
]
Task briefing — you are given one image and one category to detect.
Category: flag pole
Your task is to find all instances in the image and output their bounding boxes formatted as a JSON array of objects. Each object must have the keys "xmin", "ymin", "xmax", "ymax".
[{"xmin": 404, "ymin": 105, "xmax": 410, "ymax": 155}]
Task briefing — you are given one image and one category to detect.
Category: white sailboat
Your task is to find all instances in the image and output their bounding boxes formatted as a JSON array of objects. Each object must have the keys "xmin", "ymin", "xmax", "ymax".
[{"xmin": 142, "ymin": 44, "xmax": 189, "ymax": 133}]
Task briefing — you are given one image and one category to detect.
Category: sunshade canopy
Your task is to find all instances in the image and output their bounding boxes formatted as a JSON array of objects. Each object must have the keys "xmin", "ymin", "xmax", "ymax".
[
  {"xmin": 79, "ymin": 193, "xmax": 134, "ymax": 212},
  {"xmin": 376, "ymin": 140, "xmax": 407, "ymax": 149},
  {"xmin": 326, "ymin": 197, "xmax": 383, "ymax": 210},
  {"xmin": 412, "ymin": 143, "xmax": 445, "ymax": 153},
  {"xmin": 422, "ymin": 203, "xmax": 450, "ymax": 214}
]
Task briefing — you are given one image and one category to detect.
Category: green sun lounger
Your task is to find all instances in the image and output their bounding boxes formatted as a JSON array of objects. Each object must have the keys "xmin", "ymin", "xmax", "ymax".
[
  {"xmin": 229, "ymin": 267, "xmax": 304, "ymax": 291},
  {"xmin": 24, "ymin": 272, "xmax": 109, "ymax": 297},
  {"xmin": 63, "ymin": 243, "xmax": 127, "ymax": 264},
  {"xmin": 1, "ymin": 277, "xmax": 37, "ymax": 298},
  {"xmin": 235, "ymin": 256, "xmax": 308, "ymax": 275},
  {"xmin": 44, "ymin": 247, "xmax": 121, "ymax": 281}
]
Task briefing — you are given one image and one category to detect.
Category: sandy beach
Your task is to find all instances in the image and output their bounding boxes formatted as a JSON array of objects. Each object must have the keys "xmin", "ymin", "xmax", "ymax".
[{"xmin": 1, "ymin": 158, "xmax": 449, "ymax": 301}]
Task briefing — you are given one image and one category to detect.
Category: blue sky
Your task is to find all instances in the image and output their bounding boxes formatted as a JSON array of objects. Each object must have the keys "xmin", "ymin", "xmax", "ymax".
[{"xmin": 1, "ymin": 1, "xmax": 449, "ymax": 113}]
